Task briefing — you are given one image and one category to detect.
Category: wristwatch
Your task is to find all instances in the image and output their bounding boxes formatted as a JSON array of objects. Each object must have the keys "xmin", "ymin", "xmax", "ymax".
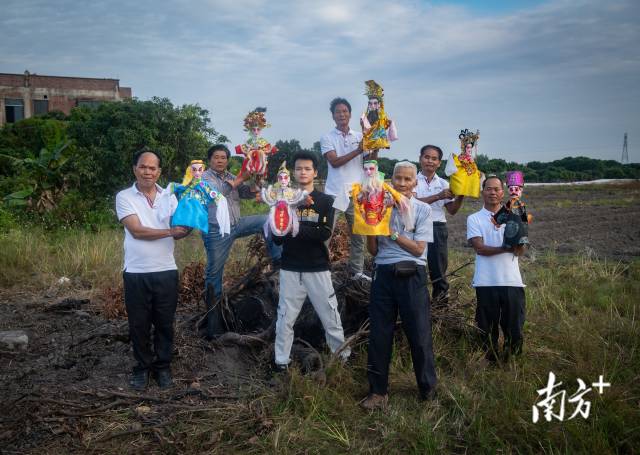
[{"xmin": 390, "ymin": 231, "xmax": 399, "ymax": 241}]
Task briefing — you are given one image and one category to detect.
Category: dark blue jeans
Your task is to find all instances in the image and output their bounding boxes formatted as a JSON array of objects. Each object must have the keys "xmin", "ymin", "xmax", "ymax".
[{"xmin": 202, "ymin": 214, "xmax": 282, "ymax": 299}]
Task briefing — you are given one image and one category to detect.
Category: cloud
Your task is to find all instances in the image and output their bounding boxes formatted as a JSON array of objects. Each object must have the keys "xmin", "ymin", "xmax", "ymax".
[{"xmin": 1, "ymin": 0, "xmax": 638, "ymax": 162}]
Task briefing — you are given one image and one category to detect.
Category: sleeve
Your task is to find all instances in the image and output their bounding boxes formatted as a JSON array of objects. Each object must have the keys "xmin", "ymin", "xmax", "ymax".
[
  {"xmin": 412, "ymin": 204, "xmax": 433, "ymax": 243},
  {"xmin": 441, "ymin": 179, "xmax": 455, "ymax": 204},
  {"xmin": 115, "ymin": 192, "xmax": 136, "ymax": 221},
  {"xmin": 296, "ymin": 196, "xmax": 334, "ymax": 242},
  {"xmin": 445, "ymin": 153, "xmax": 458, "ymax": 177},
  {"xmin": 467, "ymin": 214, "xmax": 482, "ymax": 240},
  {"xmin": 320, "ymin": 133, "xmax": 335, "ymax": 155},
  {"xmin": 238, "ymin": 183, "xmax": 257, "ymax": 199}
]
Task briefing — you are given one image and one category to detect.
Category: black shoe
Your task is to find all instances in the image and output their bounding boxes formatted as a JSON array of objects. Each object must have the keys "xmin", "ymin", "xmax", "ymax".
[
  {"xmin": 273, "ymin": 363, "xmax": 288, "ymax": 373},
  {"xmin": 154, "ymin": 369, "xmax": 174, "ymax": 389},
  {"xmin": 419, "ymin": 388, "xmax": 437, "ymax": 401},
  {"xmin": 129, "ymin": 369, "xmax": 149, "ymax": 390}
]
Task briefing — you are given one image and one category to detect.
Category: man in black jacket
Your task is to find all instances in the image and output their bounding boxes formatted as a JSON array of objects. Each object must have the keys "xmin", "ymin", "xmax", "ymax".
[{"xmin": 273, "ymin": 151, "xmax": 349, "ymax": 370}]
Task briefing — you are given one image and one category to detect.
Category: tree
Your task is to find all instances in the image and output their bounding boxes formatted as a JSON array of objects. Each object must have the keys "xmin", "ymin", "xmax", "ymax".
[{"xmin": 67, "ymin": 97, "xmax": 226, "ymax": 196}]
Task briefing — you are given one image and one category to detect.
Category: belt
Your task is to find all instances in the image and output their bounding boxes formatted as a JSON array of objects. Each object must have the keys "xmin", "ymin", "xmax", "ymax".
[{"xmin": 375, "ymin": 263, "xmax": 426, "ymax": 271}]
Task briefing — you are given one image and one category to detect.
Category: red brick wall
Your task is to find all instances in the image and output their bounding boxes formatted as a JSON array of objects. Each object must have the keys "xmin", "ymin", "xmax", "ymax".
[{"xmin": 0, "ymin": 73, "xmax": 131, "ymax": 96}]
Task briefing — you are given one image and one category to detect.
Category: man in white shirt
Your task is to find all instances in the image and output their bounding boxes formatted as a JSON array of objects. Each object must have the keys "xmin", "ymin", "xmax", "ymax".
[
  {"xmin": 467, "ymin": 175, "xmax": 526, "ymax": 362},
  {"xmin": 320, "ymin": 97, "xmax": 369, "ymax": 280},
  {"xmin": 415, "ymin": 145, "xmax": 464, "ymax": 304},
  {"xmin": 115, "ymin": 149, "xmax": 189, "ymax": 390}
]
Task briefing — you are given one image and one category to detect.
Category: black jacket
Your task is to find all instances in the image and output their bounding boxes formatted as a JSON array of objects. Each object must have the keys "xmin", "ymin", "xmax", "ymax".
[{"xmin": 273, "ymin": 189, "xmax": 334, "ymax": 272}]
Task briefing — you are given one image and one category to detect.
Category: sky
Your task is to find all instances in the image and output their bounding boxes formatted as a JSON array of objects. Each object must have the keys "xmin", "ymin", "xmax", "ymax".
[{"xmin": 1, "ymin": 0, "xmax": 639, "ymax": 164}]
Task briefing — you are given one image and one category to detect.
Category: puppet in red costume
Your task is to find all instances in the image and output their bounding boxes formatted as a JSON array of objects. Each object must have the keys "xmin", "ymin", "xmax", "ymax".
[
  {"xmin": 235, "ymin": 107, "xmax": 278, "ymax": 186},
  {"xmin": 261, "ymin": 161, "xmax": 309, "ymax": 237}
]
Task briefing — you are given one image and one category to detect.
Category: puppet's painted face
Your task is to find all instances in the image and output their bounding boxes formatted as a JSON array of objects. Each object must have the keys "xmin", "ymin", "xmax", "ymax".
[
  {"xmin": 364, "ymin": 163, "xmax": 378, "ymax": 177},
  {"xmin": 509, "ymin": 185, "xmax": 523, "ymax": 198},
  {"xmin": 464, "ymin": 143, "xmax": 473, "ymax": 155},
  {"xmin": 250, "ymin": 126, "xmax": 262, "ymax": 137},
  {"xmin": 191, "ymin": 164, "xmax": 204, "ymax": 180},
  {"xmin": 368, "ymin": 98, "xmax": 380, "ymax": 112},
  {"xmin": 278, "ymin": 172, "xmax": 290, "ymax": 187}
]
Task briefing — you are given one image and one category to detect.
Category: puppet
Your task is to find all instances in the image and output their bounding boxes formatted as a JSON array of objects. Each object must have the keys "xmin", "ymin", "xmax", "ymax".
[
  {"xmin": 360, "ymin": 80, "xmax": 398, "ymax": 153},
  {"xmin": 167, "ymin": 160, "xmax": 230, "ymax": 235},
  {"xmin": 235, "ymin": 107, "xmax": 278, "ymax": 186},
  {"xmin": 492, "ymin": 170, "xmax": 532, "ymax": 248},
  {"xmin": 351, "ymin": 160, "xmax": 413, "ymax": 236},
  {"xmin": 445, "ymin": 128, "xmax": 483, "ymax": 198},
  {"xmin": 261, "ymin": 161, "xmax": 309, "ymax": 237}
]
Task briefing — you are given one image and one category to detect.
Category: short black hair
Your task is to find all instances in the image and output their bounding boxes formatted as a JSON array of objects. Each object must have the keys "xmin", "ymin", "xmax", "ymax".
[
  {"xmin": 207, "ymin": 144, "xmax": 230, "ymax": 161},
  {"xmin": 133, "ymin": 148, "xmax": 162, "ymax": 167},
  {"xmin": 330, "ymin": 97, "xmax": 352, "ymax": 114},
  {"xmin": 420, "ymin": 145, "xmax": 443, "ymax": 160},
  {"xmin": 482, "ymin": 174, "xmax": 504, "ymax": 189},
  {"xmin": 292, "ymin": 151, "xmax": 318, "ymax": 171}
]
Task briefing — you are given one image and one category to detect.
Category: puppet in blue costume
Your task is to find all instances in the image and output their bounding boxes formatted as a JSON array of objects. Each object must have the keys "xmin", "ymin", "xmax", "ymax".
[{"xmin": 165, "ymin": 160, "xmax": 230, "ymax": 235}]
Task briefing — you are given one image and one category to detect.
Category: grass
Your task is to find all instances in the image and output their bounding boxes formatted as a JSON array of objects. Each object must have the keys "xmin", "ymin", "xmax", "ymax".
[{"xmin": 1, "ymin": 216, "xmax": 638, "ymax": 453}]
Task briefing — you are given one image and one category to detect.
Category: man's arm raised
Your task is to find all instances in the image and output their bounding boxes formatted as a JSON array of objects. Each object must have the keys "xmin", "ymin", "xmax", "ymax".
[{"xmin": 325, "ymin": 139, "xmax": 364, "ymax": 168}]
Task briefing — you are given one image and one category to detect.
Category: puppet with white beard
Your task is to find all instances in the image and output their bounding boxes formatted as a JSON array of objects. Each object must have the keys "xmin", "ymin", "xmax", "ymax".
[{"xmin": 351, "ymin": 160, "xmax": 413, "ymax": 236}]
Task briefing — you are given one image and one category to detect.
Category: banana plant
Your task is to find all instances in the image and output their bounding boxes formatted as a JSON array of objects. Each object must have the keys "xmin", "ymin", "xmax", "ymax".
[{"xmin": 1, "ymin": 140, "xmax": 73, "ymax": 211}]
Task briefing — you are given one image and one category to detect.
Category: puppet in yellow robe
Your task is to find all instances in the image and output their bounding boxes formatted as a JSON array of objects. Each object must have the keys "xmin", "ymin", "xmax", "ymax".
[
  {"xmin": 360, "ymin": 80, "xmax": 398, "ymax": 152},
  {"xmin": 445, "ymin": 128, "xmax": 482, "ymax": 198},
  {"xmin": 352, "ymin": 160, "xmax": 413, "ymax": 236}
]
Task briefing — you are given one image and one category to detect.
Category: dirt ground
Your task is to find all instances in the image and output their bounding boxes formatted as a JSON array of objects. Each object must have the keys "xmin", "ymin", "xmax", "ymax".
[{"xmin": 0, "ymin": 182, "xmax": 638, "ymax": 453}]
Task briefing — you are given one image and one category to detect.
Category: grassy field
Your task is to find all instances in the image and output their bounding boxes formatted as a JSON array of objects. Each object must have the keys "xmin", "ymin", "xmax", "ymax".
[
  {"xmin": 1, "ymin": 228, "xmax": 638, "ymax": 453},
  {"xmin": 1, "ymin": 184, "xmax": 639, "ymax": 453}
]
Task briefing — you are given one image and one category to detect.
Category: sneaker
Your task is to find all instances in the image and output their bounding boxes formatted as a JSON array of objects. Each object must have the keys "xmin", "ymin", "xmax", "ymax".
[
  {"xmin": 154, "ymin": 369, "xmax": 174, "ymax": 389},
  {"xmin": 273, "ymin": 363, "xmax": 289, "ymax": 373},
  {"xmin": 359, "ymin": 393, "xmax": 388, "ymax": 410},
  {"xmin": 129, "ymin": 369, "xmax": 149, "ymax": 391},
  {"xmin": 351, "ymin": 272, "xmax": 371, "ymax": 282}
]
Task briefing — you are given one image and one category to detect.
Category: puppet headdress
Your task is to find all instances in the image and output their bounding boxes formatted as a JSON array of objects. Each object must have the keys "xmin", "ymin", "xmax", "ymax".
[
  {"xmin": 458, "ymin": 128, "xmax": 480, "ymax": 152},
  {"xmin": 243, "ymin": 107, "xmax": 270, "ymax": 131},
  {"xmin": 506, "ymin": 170, "xmax": 525, "ymax": 187},
  {"xmin": 364, "ymin": 80, "xmax": 384, "ymax": 101},
  {"xmin": 277, "ymin": 160, "xmax": 290, "ymax": 176}
]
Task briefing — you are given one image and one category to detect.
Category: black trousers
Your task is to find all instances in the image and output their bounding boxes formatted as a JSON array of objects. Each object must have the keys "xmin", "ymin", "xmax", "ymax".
[
  {"xmin": 475, "ymin": 286, "xmax": 526, "ymax": 359},
  {"xmin": 427, "ymin": 222, "xmax": 449, "ymax": 303},
  {"xmin": 123, "ymin": 270, "xmax": 179, "ymax": 373},
  {"xmin": 367, "ymin": 264, "xmax": 437, "ymax": 395}
]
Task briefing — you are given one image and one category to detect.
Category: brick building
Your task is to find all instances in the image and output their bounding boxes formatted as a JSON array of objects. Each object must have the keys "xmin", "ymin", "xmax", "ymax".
[{"xmin": 0, "ymin": 70, "xmax": 132, "ymax": 126}]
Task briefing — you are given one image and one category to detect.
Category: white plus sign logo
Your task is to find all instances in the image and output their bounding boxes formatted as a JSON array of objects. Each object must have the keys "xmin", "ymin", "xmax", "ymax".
[{"xmin": 591, "ymin": 375, "xmax": 611, "ymax": 394}]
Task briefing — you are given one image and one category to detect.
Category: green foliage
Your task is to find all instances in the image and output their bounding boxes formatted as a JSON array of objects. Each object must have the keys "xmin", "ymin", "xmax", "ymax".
[
  {"xmin": 68, "ymin": 97, "xmax": 226, "ymax": 195},
  {"xmin": 472, "ymin": 153, "xmax": 640, "ymax": 182},
  {"xmin": 0, "ymin": 98, "xmax": 227, "ymax": 229},
  {"xmin": 266, "ymin": 139, "xmax": 327, "ymax": 182},
  {"xmin": 1, "ymin": 140, "xmax": 75, "ymax": 212}
]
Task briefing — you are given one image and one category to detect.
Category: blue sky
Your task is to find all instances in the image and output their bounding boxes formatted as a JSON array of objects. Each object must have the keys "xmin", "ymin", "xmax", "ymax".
[{"xmin": 1, "ymin": 0, "xmax": 638, "ymax": 163}]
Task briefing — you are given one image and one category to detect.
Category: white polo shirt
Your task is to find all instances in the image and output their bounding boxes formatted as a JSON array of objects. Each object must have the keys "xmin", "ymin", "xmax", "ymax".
[
  {"xmin": 467, "ymin": 207, "xmax": 524, "ymax": 287},
  {"xmin": 115, "ymin": 183, "xmax": 178, "ymax": 273},
  {"xmin": 416, "ymin": 172, "xmax": 454, "ymax": 223},
  {"xmin": 320, "ymin": 127, "xmax": 364, "ymax": 197}
]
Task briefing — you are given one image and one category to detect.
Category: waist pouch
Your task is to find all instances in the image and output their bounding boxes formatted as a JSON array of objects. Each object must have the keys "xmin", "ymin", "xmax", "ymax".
[{"xmin": 393, "ymin": 261, "xmax": 418, "ymax": 278}]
